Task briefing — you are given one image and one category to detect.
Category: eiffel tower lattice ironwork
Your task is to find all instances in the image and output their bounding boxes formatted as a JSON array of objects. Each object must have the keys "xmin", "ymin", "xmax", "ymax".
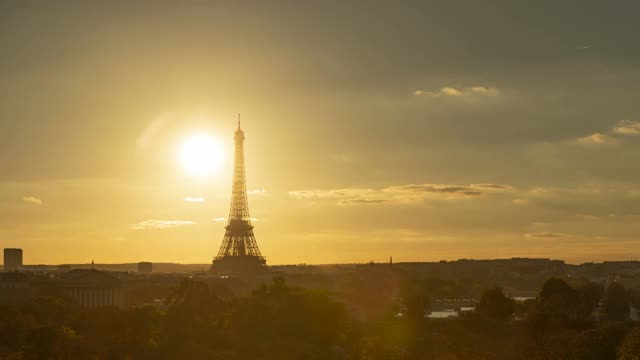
[{"xmin": 210, "ymin": 116, "xmax": 266, "ymax": 273}]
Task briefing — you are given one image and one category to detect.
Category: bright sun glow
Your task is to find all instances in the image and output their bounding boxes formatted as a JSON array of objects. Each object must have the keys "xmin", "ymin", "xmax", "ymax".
[{"xmin": 179, "ymin": 134, "xmax": 224, "ymax": 176}]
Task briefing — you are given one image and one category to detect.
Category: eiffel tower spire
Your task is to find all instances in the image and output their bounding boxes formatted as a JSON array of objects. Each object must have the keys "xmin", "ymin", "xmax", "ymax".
[{"xmin": 211, "ymin": 117, "xmax": 266, "ymax": 273}]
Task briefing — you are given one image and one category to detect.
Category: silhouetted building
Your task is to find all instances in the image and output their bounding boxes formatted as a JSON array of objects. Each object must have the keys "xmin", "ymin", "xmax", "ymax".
[
  {"xmin": 138, "ymin": 261, "xmax": 152, "ymax": 274},
  {"xmin": 0, "ymin": 272, "xmax": 34, "ymax": 304},
  {"xmin": 211, "ymin": 117, "xmax": 267, "ymax": 274},
  {"xmin": 60, "ymin": 269, "xmax": 124, "ymax": 308},
  {"xmin": 58, "ymin": 264, "xmax": 72, "ymax": 272},
  {"xmin": 3, "ymin": 248, "xmax": 23, "ymax": 272}
]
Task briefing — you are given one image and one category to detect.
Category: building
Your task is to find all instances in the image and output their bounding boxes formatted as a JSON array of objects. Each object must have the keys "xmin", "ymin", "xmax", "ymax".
[
  {"xmin": 3, "ymin": 248, "xmax": 23, "ymax": 272},
  {"xmin": 58, "ymin": 264, "xmax": 72, "ymax": 272},
  {"xmin": 60, "ymin": 269, "xmax": 124, "ymax": 308},
  {"xmin": 211, "ymin": 117, "xmax": 267, "ymax": 274},
  {"xmin": 0, "ymin": 272, "xmax": 34, "ymax": 304},
  {"xmin": 138, "ymin": 262, "xmax": 152, "ymax": 274}
]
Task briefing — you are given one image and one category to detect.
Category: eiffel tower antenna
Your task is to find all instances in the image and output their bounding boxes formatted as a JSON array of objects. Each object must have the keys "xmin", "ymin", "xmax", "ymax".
[{"xmin": 210, "ymin": 116, "xmax": 266, "ymax": 274}]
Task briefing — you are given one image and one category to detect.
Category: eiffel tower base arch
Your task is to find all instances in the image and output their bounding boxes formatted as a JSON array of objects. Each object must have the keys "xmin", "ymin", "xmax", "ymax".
[{"xmin": 210, "ymin": 255, "xmax": 267, "ymax": 274}]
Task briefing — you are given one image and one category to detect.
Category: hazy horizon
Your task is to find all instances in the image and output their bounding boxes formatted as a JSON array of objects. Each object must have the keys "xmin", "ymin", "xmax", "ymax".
[{"xmin": 2, "ymin": 1, "xmax": 640, "ymax": 265}]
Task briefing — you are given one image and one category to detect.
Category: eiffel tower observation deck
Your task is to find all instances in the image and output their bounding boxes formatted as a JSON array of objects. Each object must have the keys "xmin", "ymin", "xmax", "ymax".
[{"xmin": 210, "ymin": 116, "xmax": 267, "ymax": 274}]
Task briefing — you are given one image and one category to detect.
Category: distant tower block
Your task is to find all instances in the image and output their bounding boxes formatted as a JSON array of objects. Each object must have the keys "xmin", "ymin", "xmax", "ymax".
[
  {"xmin": 211, "ymin": 116, "xmax": 267, "ymax": 274},
  {"xmin": 138, "ymin": 262, "xmax": 152, "ymax": 274},
  {"xmin": 3, "ymin": 248, "xmax": 23, "ymax": 272}
]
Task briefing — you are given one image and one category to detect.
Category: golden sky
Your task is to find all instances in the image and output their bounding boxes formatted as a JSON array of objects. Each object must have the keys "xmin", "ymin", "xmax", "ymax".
[{"xmin": 2, "ymin": 2, "xmax": 640, "ymax": 265}]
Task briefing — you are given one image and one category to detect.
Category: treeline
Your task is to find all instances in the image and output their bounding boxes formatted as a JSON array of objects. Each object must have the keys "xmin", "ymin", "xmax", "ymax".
[{"xmin": 1, "ymin": 277, "xmax": 640, "ymax": 359}]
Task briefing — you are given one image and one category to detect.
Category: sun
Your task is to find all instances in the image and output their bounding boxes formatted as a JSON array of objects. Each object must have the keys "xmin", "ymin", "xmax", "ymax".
[{"xmin": 179, "ymin": 134, "xmax": 224, "ymax": 176}]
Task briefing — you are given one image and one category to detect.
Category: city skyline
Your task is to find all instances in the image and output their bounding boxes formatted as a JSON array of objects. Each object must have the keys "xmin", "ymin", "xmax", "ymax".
[{"xmin": 2, "ymin": 2, "xmax": 640, "ymax": 265}]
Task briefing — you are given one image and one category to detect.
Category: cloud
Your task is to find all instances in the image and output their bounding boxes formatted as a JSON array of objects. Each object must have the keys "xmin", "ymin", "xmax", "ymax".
[
  {"xmin": 248, "ymin": 189, "xmax": 268, "ymax": 195},
  {"xmin": 337, "ymin": 198, "xmax": 391, "ymax": 206},
  {"xmin": 470, "ymin": 184, "xmax": 513, "ymax": 190},
  {"xmin": 386, "ymin": 184, "xmax": 482, "ymax": 196},
  {"xmin": 289, "ymin": 182, "xmax": 512, "ymax": 206},
  {"xmin": 414, "ymin": 86, "xmax": 499, "ymax": 98},
  {"xmin": 575, "ymin": 120, "xmax": 639, "ymax": 146},
  {"xmin": 131, "ymin": 220, "xmax": 197, "ymax": 230},
  {"xmin": 183, "ymin": 197, "xmax": 205, "ymax": 203},
  {"xmin": 512, "ymin": 199, "xmax": 529, "ymax": 205},
  {"xmin": 23, "ymin": 196, "xmax": 43, "ymax": 205},
  {"xmin": 212, "ymin": 217, "xmax": 226, "ymax": 222},
  {"xmin": 576, "ymin": 132, "xmax": 619, "ymax": 145},
  {"xmin": 525, "ymin": 232, "xmax": 567, "ymax": 238},
  {"xmin": 613, "ymin": 120, "xmax": 640, "ymax": 136},
  {"xmin": 441, "ymin": 87, "xmax": 463, "ymax": 96},
  {"xmin": 574, "ymin": 214, "xmax": 601, "ymax": 221},
  {"xmin": 469, "ymin": 86, "xmax": 499, "ymax": 95}
]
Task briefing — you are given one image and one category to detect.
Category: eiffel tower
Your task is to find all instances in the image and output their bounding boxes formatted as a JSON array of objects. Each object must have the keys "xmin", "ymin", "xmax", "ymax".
[{"xmin": 210, "ymin": 116, "xmax": 267, "ymax": 273}]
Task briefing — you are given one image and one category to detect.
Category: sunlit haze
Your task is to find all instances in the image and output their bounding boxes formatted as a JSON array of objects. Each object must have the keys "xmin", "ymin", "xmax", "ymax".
[
  {"xmin": 5, "ymin": 4, "xmax": 640, "ymax": 359},
  {"xmin": 179, "ymin": 134, "xmax": 224, "ymax": 177},
  {"xmin": 2, "ymin": 2, "xmax": 640, "ymax": 266}
]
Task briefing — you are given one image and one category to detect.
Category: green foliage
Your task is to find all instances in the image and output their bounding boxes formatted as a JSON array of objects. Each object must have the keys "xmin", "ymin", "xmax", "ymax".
[
  {"xmin": 476, "ymin": 288, "xmax": 514, "ymax": 321},
  {"xmin": 29, "ymin": 325, "xmax": 84, "ymax": 359},
  {"xmin": 618, "ymin": 327, "xmax": 640, "ymax": 360},
  {"xmin": 404, "ymin": 294, "xmax": 430, "ymax": 323},
  {"xmin": 605, "ymin": 282, "xmax": 630, "ymax": 321},
  {"xmin": 523, "ymin": 278, "xmax": 606, "ymax": 357},
  {"xmin": 539, "ymin": 278, "xmax": 582, "ymax": 321},
  {"xmin": 0, "ymin": 276, "xmax": 634, "ymax": 360},
  {"xmin": 230, "ymin": 276, "xmax": 349, "ymax": 359},
  {"xmin": 346, "ymin": 269, "xmax": 396, "ymax": 320},
  {"xmin": 570, "ymin": 323, "xmax": 631, "ymax": 360},
  {"xmin": 535, "ymin": 278, "xmax": 601, "ymax": 326},
  {"xmin": 160, "ymin": 278, "xmax": 229, "ymax": 359}
]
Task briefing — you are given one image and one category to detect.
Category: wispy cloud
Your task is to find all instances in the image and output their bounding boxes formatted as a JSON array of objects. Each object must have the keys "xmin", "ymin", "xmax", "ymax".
[
  {"xmin": 512, "ymin": 199, "xmax": 529, "ymax": 205},
  {"xmin": 386, "ymin": 184, "xmax": 483, "ymax": 196},
  {"xmin": 525, "ymin": 232, "xmax": 567, "ymax": 238},
  {"xmin": 574, "ymin": 214, "xmax": 601, "ymax": 221},
  {"xmin": 613, "ymin": 120, "xmax": 640, "ymax": 136},
  {"xmin": 289, "ymin": 183, "xmax": 512, "ymax": 206},
  {"xmin": 337, "ymin": 198, "xmax": 391, "ymax": 206},
  {"xmin": 575, "ymin": 120, "xmax": 640, "ymax": 145},
  {"xmin": 23, "ymin": 196, "xmax": 43, "ymax": 205},
  {"xmin": 471, "ymin": 184, "xmax": 513, "ymax": 190},
  {"xmin": 212, "ymin": 217, "xmax": 226, "ymax": 222},
  {"xmin": 131, "ymin": 220, "xmax": 197, "ymax": 230},
  {"xmin": 576, "ymin": 132, "xmax": 619, "ymax": 145},
  {"xmin": 440, "ymin": 87, "xmax": 463, "ymax": 96},
  {"xmin": 183, "ymin": 197, "xmax": 205, "ymax": 203},
  {"xmin": 248, "ymin": 189, "xmax": 268, "ymax": 195},
  {"xmin": 414, "ymin": 86, "xmax": 499, "ymax": 98}
]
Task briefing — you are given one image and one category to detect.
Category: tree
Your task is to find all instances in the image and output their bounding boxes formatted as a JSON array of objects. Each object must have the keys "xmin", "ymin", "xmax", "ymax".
[
  {"xmin": 538, "ymin": 278, "xmax": 585, "ymax": 324},
  {"xmin": 73, "ymin": 307, "xmax": 161, "ymax": 359},
  {"xmin": 576, "ymin": 282, "xmax": 604, "ymax": 320},
  {"xmin": 605, "ymin": 282, "xmax": 629, "ymax": 321},
  {"xmin": 159, "ymin": 278, "xmax": 229, "ymax": 359},
  {"xmin": 618, "ymin": 327, "xmax": 640, "ymax": 360},
  {"xmin": 404, "ymin": 294, "xmax": 430, "ymax": 324},
  {"xmin": 29, "ymin": 325, "xmax": 84, "ymax": 359},
  {"xmin": 476, "ymin": 288, "xmax": 514, "ymax": 322},
  {"xmin": 230, "ymin": 277, "xmax": 348, "ymax": 360},
  {"xmin": 570, "ymin": 323, "xmax": 630, "ymax": 360}
]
